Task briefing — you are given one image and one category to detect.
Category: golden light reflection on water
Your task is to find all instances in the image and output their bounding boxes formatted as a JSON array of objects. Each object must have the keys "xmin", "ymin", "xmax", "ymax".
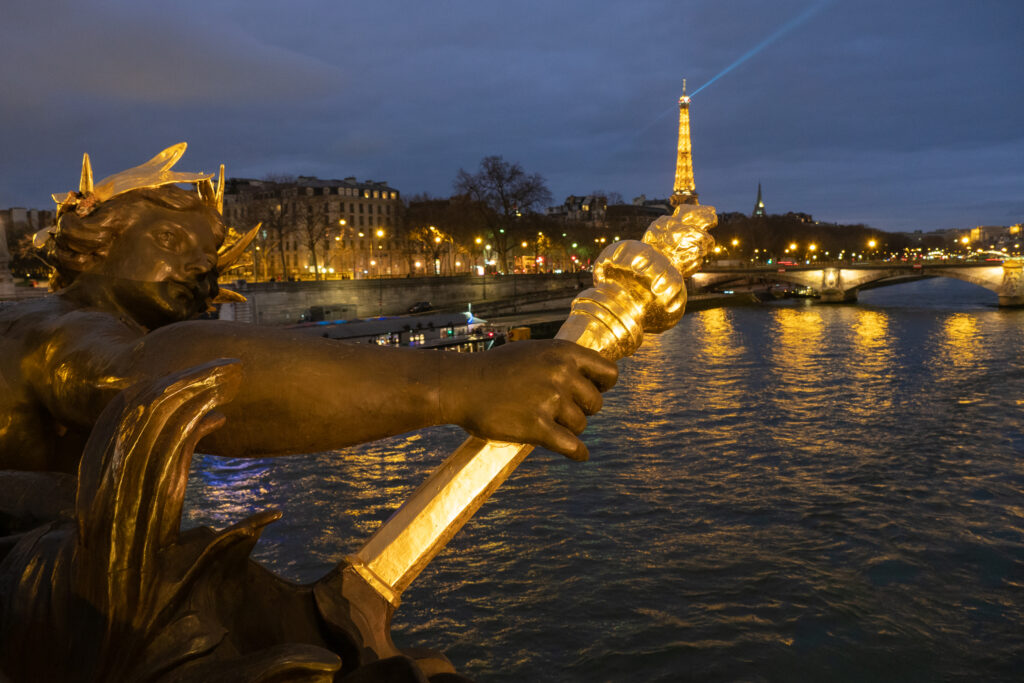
[
  {"xmin": 938, "ymin": 313, "xmax": 981, "ymax": 369},
  {"xmin": 765, "ymin": 308, "xmax": 829, "ymax": 457},
  {"xmin": 852, "ymin": 310, "xmax": 889, "ymax": 357},
  {"xmin": 848, "ymin": 310, "xmax": 896, "ymax": 415},
  {"xmin": 690, "ymin": 308, "xmax": 745, "ymax": 413},
  {"xmin": 619, "ymin": 324, "xmax": 677, "ymax": 424},
  {"xmin": 694, "ymin": 308, "xmax": 745, "ymax": 364},
  {"xmin": 769, "ymin": 308, "xmax": 826, "ymax": 386}
]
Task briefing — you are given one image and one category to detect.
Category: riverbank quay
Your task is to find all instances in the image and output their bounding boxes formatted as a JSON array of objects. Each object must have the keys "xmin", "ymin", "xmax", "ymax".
[{"xmin": 218, "ymin": 272, "xmax": 592, "ymax": 325}]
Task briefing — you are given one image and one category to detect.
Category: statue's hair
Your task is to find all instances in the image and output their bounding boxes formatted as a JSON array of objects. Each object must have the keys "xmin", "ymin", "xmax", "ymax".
[{"xmin": 40, "ymin": 186, "xmax": 226, "ymax": 290}]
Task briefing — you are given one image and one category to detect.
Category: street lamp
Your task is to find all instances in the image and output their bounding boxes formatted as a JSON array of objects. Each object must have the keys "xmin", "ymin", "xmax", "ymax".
[{"xmin": 375, "ymin": 228, "xmax": 387, "ymax": 277}]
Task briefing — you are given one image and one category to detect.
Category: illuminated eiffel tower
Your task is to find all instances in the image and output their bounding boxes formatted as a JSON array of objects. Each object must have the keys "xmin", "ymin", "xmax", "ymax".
[{"xmin": 670, "ymin": 79, "xmax": 699, "ymax": 207}]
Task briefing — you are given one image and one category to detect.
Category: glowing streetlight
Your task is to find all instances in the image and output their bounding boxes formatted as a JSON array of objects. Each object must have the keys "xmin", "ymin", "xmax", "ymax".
[{"xmin": 789, "ymin": 243, "xmax": 797, "ymax": 251}]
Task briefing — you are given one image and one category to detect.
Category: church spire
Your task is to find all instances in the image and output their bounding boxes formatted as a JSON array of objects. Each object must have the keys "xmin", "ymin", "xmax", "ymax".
[
  {"xmin": 753, "ymin": 182, "xmax": 766, "ymax": 217},
  {"xmin": 670, "ymin": 78, "xmax": 699, "ymax": 207}
]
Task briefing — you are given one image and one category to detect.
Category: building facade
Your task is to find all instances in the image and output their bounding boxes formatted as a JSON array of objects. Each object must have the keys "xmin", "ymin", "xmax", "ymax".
[
  {"xmin": 0, "ymin": 207, "xmax": 55, "ymax": 287},
  {"xmin": 546, "ymin": 195, "xmax": 608, "ymax": 225},
  {"xmin": 223, "ymin": 176, "xmax": 408, "ymax": 281}
]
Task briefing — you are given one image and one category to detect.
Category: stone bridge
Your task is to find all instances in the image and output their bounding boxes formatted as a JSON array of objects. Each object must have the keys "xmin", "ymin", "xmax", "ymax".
[{"xmin": 692, "ymin": 260, "xmax": 1024, "ymax": 307}]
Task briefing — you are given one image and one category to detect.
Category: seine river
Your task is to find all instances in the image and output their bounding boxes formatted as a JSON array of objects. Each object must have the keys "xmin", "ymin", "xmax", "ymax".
[{"xmin": 184, "ymin": 278, "xmax": 1024, "ymax": 682}]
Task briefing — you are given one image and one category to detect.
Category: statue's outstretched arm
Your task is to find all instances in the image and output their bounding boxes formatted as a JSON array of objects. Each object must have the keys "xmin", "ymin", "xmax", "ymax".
[{"xmin": 31, "ymin": 314, "xmax": 616, "ymax": 459}]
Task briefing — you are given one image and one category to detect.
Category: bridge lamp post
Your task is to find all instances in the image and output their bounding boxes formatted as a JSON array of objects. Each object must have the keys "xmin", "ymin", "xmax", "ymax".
[{"xmin": 808, "ymin": 244, "xmax": 818, "ymax": 263}]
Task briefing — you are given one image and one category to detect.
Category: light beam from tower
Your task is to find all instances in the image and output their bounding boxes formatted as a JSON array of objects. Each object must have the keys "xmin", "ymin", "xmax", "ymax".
[{"xmin": 671, "ymin": 79, "xmax": 699, "ymax": 207}]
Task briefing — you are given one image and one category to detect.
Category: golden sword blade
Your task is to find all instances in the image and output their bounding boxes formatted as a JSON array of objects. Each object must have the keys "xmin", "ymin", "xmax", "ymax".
[{"xmin": 344, "ymin": 203, "xmax": 717, "ymax": 607}]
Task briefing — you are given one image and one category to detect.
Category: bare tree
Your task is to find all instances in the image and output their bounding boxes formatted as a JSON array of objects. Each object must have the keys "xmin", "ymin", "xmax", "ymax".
[
  {"xmin": 251, "ymin": 174, "xmax": 297, "ymax": 280},
  {"xmin": 295, "ymin": 195, "xmax": 331, "ymax": 280},
  {"xmin": 408, "ymin": 225, "xmax": 454, "ymax": 276},
  {"xmin": 592, "ymin": 189, "xmax": 624, "ymax": 206},
  {"xmin": 454, "ymin": 156, "xmax": 552, "ymax": 273}
]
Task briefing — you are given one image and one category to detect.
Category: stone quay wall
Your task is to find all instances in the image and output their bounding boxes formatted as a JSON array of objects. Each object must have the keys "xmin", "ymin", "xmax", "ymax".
[{"xmin": 224, "ymin": 272, "xmax": 593, "ymax": 325}]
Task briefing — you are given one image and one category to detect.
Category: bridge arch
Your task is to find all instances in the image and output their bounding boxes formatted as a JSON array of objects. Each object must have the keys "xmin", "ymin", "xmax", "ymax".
[{"xmin": 695, "ymin": 261, "xmax": 1024, "ymax": 306}]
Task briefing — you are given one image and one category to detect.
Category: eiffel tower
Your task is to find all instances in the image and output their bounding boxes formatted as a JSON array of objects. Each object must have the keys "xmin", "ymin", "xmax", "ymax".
[{"xmin": 670, "ymin": 79, "xmax": 699, "ymax": 207}]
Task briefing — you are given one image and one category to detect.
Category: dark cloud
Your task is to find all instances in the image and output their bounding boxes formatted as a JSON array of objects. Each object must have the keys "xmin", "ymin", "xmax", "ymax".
[{"xmin": 1, "ymin": 0, "xmax": 1021, "ymax": 232}]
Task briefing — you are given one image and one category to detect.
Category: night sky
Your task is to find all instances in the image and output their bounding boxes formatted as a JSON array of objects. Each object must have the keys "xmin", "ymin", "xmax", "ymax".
[{"xmin": 2, "ymin": 0, "xmax": 1021, "ymax": 232}]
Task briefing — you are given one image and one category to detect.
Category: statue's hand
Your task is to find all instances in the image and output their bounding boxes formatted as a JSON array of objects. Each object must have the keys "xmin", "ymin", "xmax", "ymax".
[{"xmin": 441, "ymin": 339, "xmax": 618, "ymax": 461}]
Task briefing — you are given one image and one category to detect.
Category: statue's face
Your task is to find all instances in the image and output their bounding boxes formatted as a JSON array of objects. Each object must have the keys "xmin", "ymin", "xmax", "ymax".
[{"xmin": 91, "ymin": 203, "xmax": 222, "ymax": 328}]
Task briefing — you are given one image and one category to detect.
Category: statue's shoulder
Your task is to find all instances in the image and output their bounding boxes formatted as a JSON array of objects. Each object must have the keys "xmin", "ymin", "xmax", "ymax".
[{"xmin": 1, "ymin": 296, "xmax": 139, "ymax": 350}]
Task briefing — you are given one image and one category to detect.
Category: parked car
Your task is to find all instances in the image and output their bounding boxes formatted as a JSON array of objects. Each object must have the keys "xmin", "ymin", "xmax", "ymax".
[{"xmin": 407, "ymin": 301, "xmax": 433, "ymax": 314}]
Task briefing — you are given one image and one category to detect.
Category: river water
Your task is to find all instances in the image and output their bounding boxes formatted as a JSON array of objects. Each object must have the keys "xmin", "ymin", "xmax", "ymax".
[{"xmin": 184, "ymin": 278, "xmax": 1024, "ymax": 682}]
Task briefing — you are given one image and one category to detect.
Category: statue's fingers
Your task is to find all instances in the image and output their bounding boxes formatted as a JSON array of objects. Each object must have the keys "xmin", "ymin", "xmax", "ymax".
[
  {"xmin": 539, "ymin": 419, "xmax": 588, "ymax": 461},
  {"xmin": 573, "ymin": 349, "xmax": 619, "ymax": 392},
  {"xmin": 556, "ymin": 401, "xmax": 588, "ymax": 435},
  {"xmin": 568, "ymin": 375, "xmax": 604, "ymax": 416}
]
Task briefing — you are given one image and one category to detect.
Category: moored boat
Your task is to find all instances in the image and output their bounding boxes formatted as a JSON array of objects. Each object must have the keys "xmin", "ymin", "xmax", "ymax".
[{"xmin": 288, "ymin": 310, "xmax": 505, "ymax": 352}]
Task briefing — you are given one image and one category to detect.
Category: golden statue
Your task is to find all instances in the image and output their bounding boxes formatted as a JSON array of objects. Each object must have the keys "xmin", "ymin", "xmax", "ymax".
[{"xmin": 0, "ymin": 144, "xmax": 715, "ymax": 682}]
